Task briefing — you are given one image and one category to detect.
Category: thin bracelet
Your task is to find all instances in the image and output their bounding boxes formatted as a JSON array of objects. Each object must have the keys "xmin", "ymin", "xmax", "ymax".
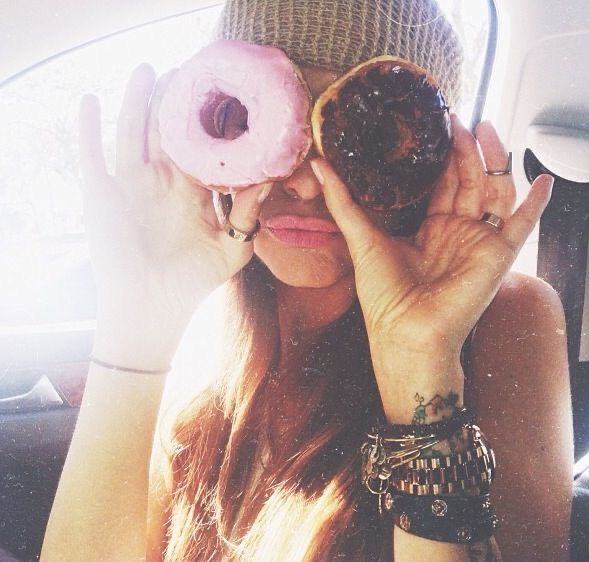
[
  {"xmin": 371, "ymin": 407, "xmax": 474, "ymax": 440},
  {"xmin": 89, "ymin": 355, "xmax": 170, "ymax": 375}
]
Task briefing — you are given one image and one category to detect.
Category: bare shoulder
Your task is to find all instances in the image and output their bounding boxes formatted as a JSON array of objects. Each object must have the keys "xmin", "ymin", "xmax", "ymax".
[
  {"xmin": 469, "ymin": 270, "xmax": 566, "ymax": 360},
  {"xmin": 465, "ymin": 272, "xmax": 573, "ymax": 562},
  {"xmin": 465, "ymin": 270, "xmax": 568, "ymax": 407},
  {"xmin": 465, "ymin": 269, "xmax": 569, "ymax": 404},
  {"xmin": 463, "ymin": 271, "xmax": 569, "ymax": 436},
  {"xmin": 486, "ymin": 270, "xmax": 565, "ymax": 329}
]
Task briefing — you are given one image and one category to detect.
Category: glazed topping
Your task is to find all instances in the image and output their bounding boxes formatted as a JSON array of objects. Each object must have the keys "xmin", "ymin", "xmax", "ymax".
[
  {"xmin": 319, "ymin": 62, "xmax": 451, "ymax": 210},
  {"xmin": 158, "ymin": 39, "xmax": 312, "ymax": 190}
]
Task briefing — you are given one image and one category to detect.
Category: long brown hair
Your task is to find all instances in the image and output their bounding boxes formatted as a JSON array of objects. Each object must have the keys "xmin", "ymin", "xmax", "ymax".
[{"xmin": 161, "ymin": 256, "xmax": 390, "ymax": 561}]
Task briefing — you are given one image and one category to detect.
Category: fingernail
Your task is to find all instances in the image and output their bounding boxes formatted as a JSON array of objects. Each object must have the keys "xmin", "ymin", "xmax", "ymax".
[
  {"xmin": 537, "ymin": 174, "xmax": 554, "ymax": 187},
  {"xmin": 310, "ymin": 160, "xmax": 324, "ymax": 185},
  {"xmin": 257, "ymin": 183, "xmax": 273, "ymax": 203}
]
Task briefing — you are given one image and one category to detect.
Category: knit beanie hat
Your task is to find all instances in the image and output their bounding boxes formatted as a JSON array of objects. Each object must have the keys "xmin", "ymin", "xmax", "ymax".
[{"xmin": 214, "ymin": 0, "xmax": 464, "ymax": 108}]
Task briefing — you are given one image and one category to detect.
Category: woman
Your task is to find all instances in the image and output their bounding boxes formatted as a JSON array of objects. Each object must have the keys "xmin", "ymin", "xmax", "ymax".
[{"xmin": 41, "ymin": 0, "xmax": 573, "ymax": 560}]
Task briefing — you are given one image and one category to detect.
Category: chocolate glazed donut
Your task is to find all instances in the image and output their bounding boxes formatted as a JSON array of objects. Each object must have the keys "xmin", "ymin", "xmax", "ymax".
[{"xmin": 312, "ymin": 56, "xmax": 452, "ymax": 233}]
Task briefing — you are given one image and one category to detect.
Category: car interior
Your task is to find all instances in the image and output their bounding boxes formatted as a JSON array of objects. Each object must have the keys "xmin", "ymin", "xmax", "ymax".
[{"xmin": 1, "ymin": 1, "xmax": 588, "ymax": 560}]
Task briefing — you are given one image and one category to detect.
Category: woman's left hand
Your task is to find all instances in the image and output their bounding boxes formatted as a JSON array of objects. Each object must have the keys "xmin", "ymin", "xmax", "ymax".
[{"xmin": 311, "ymin": 116, "xmax": 553, "ymax": 381}]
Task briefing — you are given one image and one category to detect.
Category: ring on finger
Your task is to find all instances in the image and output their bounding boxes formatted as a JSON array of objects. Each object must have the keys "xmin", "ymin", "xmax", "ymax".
[
  {"xmin": 485, "ymin": 152, "xmax": 513, "ymax": 176},
  {"xmin": 480, "ymin": 212, "xmax": 505, "ymax": 232},
  {"xmin": 222, "ymin": 215, "xmax": 261, "ymax": 242}
]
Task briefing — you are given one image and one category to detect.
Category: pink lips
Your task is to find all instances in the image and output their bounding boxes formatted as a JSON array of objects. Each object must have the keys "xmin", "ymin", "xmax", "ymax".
[{"xmin": 265, "ymin": 214, "xmax": 342, "ymax": 248}]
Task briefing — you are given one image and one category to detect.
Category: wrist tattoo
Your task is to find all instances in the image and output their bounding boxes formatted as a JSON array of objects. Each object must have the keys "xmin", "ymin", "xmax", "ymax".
[
  {"xmin": 419, "ymin": 426, "xmax": 473, "ymax": 458},
  {"xmin": 412, "ymin": 391, "xmax": 460, "ymax": 425},
  {"xmin": 468, "ymin": 538, "xmax": 502, "ymax": 562},
  {"xmin": 412, "ymin": 391, "xmax": 470, "ymax": 458}
]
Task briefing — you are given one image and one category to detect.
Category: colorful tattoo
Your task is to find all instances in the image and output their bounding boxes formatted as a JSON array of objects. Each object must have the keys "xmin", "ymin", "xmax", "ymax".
[
  {"xmin": 412, "ymin": 391, "xmax": 460, "ymax": 425},
  {"xmin": 468, "ymin": 538, "xmax": 502, "ymax": 561},
  {"xmin": 418, "ymin": 426, "xmax": 472, "ymax": 458},
  {"xmin": 412, "ymin": 391, "xmax": 471, "ymax": 458}
]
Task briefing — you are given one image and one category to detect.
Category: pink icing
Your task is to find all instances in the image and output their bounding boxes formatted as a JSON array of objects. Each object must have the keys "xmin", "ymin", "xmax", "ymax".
[{"xmin": 158, "ymin": 40, "xmax": 312, "ymax": 190}]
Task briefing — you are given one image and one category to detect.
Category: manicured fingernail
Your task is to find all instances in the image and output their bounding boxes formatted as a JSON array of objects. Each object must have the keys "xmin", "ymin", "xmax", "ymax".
[{"xmin": 310, "ymin": 160, "xmax": 324, "ymax": 185}]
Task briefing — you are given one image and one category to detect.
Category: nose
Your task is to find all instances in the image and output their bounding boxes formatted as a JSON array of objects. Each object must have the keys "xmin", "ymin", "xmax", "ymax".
[{"xmin": 281, "ymin": 146, "xmax": 323, "ymax": 201}]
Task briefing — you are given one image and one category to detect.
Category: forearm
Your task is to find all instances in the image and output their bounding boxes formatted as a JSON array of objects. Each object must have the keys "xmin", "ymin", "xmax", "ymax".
[
  {"xmin": 371, "ymin": 342, "xmax": 465, "ymax": 424},
  {"xmin": 394, "ymin": 531, "xmax": 502, "ymax": 561},
  {"xmin": 41, "ymin": 366, "xmax": 166, "ymax": 561},
  {"xmin": 41, "ymin": 316, "xmax": 186, "ymax": 562}
]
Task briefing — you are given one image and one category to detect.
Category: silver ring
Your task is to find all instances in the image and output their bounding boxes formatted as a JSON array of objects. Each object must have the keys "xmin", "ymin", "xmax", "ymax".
[
  {"xmin": 480, "ymin": 212, "xmax": 505, "ymax": 231},
  {"xmin": 222, "ymin": 216, "xmax": 260, "ymax": 242},
  {"xmin": 485, "ymin": 152, "xmax": 512, "ymax": 176},
  {"xmin": 213, "ymin": 191, "xmax": 260, "ymax": 242}
]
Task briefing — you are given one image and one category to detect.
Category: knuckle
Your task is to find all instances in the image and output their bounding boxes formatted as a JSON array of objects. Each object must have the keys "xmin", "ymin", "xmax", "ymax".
[
  {"xmin": 503, "ymin": 237, "xmax": 519, "ymax": 254},
  {"xmin": 453, "ymin": 203, "xmax": 475, "ymax": 216},
  {"xmin": 460, "ymin": 177, "xmax": 480, "ymax": 191},
  {"xmin": 520, "ymin": 214, "xmax": 536, "ymax": 233}
]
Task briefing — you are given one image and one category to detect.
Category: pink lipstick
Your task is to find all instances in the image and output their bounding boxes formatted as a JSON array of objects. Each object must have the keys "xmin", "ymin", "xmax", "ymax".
[{"xmin": 265, "ymin": 214, "xmax": 342, "ymax": 248}]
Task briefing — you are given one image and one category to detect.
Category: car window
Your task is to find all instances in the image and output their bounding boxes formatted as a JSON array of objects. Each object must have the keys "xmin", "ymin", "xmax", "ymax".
[
  {"xmin": 0, "ymin": 0, "xmax": 490, "ymax": 335},
  {"xmin": 0, "ymin": 7, "xmax": 223, "ymax": 329}
]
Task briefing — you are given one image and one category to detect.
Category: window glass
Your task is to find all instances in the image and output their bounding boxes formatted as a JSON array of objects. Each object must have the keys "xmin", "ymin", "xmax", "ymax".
[
  {"xmin": 438, "ymin": 0, "xmax": 490, "ymax": 120},
  {"xmin": 0, "ymin": 7, "xmax": 223, "ymax": 328},
  {"xmin": 0, "ymin": 1, "xmax": 490, "ymax": 329}
]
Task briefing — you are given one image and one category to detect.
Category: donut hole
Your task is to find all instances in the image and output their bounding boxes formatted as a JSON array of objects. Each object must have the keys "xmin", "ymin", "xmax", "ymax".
[{"xmin": 199, "ymin": 90, "xmax": 248, "ymax": 140}]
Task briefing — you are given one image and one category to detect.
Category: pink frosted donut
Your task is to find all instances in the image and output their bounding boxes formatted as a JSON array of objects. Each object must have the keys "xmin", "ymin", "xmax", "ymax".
[{"xmin": 158, "ymin": 39, "xmax": 313, "ymax": 192}]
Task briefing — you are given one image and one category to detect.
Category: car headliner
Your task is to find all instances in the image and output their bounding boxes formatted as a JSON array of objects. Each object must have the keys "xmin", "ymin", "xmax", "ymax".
[{"xmin": 0, "ymin": 0, "xmax": 221, "ymax": 86}]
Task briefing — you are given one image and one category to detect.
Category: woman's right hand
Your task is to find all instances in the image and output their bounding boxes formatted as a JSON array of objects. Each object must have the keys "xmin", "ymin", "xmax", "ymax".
[{"xmin": 79, "ymin": 64, "xmax": 270, "ymax": 341}]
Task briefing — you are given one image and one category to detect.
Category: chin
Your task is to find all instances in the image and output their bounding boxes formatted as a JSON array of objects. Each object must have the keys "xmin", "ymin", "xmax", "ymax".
[{"xmin": 254, "ymin": 232, "xmax": 353, "ymax": 289}]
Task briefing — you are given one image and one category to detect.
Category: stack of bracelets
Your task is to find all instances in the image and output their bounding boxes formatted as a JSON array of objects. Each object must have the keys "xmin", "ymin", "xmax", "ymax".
[{"xmin": 360, "ymin": 407, "xmax": 500, "ymax": 544}]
